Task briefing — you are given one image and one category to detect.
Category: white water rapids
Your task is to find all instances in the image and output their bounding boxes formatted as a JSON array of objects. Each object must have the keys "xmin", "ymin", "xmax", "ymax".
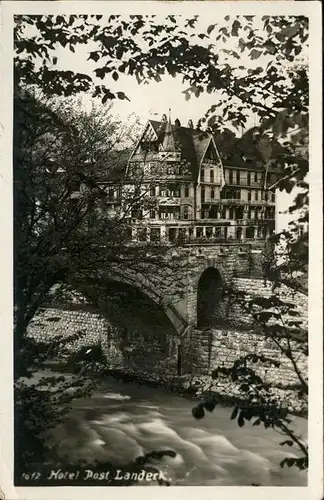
[{"xmin": 46, "ymin": 375, "xmax": 307, "ymax": 486}]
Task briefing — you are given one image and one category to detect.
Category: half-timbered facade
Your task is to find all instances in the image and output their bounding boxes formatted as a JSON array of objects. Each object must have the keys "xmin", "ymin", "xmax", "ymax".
[{"xmin": 106, "ymin": 115, "xmax": 281, "ymax": 244}]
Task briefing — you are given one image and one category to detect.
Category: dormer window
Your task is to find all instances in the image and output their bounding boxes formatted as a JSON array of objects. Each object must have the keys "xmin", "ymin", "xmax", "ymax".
[{"xmin": 141, "ymin": 141, "xmax": 159, "ymax": 153}]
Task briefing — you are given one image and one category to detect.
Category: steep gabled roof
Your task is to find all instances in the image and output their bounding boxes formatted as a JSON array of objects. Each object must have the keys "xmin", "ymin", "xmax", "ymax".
[
  {"xmin": 192, "ymin": 131, "xmax": 213, "ymax": 166},
  {"xmin": 127, "ymin": 120, "xmax": 284, "ymax": 180},
  {"xmin": 143, "ymin": 120, "xmax": 218, "ymax": 180}
]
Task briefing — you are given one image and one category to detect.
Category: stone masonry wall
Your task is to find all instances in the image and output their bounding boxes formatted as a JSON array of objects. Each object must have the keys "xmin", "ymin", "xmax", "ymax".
[
  {"xmin": 226, "ymin": 278, "xmax": 308, "ymax": 330},
  {"xmin": 27, "ymin": 304, "xmax": 176, "ymax": 372},
  {"xmin": 28, "ymin": 288, "xmax": 307, "ymax": 392},
  {"xmin": 27, "ymin": 306, "xmax": 110, "ymax": 351},
  {"xmin": 186, "ymin": 327, "xmax": 307, "ymax": 387}
]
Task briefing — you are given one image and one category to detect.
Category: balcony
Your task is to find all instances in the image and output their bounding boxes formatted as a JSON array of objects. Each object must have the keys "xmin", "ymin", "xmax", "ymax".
[
  {"xmin": 216, "ymin": 199, "xmax": 275, "ymax": 206},
  {"xmin": 157, "ymin": 196, "xmax": 181, "ymax": 206}
]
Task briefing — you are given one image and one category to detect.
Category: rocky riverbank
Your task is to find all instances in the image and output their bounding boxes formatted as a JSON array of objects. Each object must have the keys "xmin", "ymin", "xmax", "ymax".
[
  {"xmin": 104, "ymin": 367, "xmax": 308, "ymax": 418},
  {"xmin": 47, "ymin": 359, "xmax": 307, "ymax": 418}
]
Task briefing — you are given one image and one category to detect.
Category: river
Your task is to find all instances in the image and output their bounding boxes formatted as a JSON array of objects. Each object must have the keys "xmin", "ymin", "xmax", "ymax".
[{"xmin": 44, "ymin": 373, "xmax": 307, "ymax": 486}]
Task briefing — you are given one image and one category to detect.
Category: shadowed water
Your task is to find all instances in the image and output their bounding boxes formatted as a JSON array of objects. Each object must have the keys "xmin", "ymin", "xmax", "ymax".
[{"xmin": 45, "ymin": 374, "xmax": 307, "ymax": 486}]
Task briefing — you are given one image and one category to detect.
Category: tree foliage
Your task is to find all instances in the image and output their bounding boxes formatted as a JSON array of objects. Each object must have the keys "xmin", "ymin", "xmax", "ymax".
[
  {"xmin": 15, "ymin": 14, "xmax": 308, "ymax": 177},
  {"xmin": 14, "ymin": 91, "xmax": 176, "ymax": 360}
]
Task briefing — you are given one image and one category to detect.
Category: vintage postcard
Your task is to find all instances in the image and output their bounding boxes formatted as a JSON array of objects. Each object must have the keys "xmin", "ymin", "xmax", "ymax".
[{"xmin": 0, "ymin": 1, "xmax": 322, "ymax": 500}]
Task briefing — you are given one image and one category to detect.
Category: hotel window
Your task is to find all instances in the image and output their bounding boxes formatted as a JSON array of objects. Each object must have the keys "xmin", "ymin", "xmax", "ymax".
[
  {"xmin": 206, "ymin": 227, "xmax": 213, "ymax": 238},
  {"xmin": 184, "ymin": 186, "xmax": 189, "ymax": 197},
  {"xmin": 248, "ymin": 191, "xmax": 252, "ymax": 201},
  {"xmin": 201, "ymin": 186, "xmax": 205, "ymax": 202},
  {"xmin": 247, "ymin": 172, "xmax": 251, "ymax": 186},
  {"xmin": 271, "ymin": 192, "xmax": 275, "ymax": 202},
  {"xmin": 265, "ymin": 192, "xmax": 268, "ymax": 202},
  {"xmin": 229, "ymin": 171, "xmax": 233, "ymax": 184},
  {"xmin": 210, "ymin": 206, "xmax": 217, "ymax": 219},
  {"xmin": 210, "ymin": 170, "xmax": 214, "ymax": 183},
  {"xmin": 236, "ymin": 171, "xmax": 240, "ymax": 185},
  {"xmin": 254, "ymin": 173, "xmax": 258, "ymax": 182},
  {"xmin": 201, "ymin": 169, "xmax": 205, "ymax": 181},
  {"xmin": 138, "ymin": 228, "xmax": 147, "ymax": 242},
  {"xmin": 255, "ymin": 190, "xmax": 259, "ymax": 201},
  {"xmin": 197, "ymin": 227, "xmax": 203, "ymax": 238},
  {"xmin": 236, "ymin": 227, "xmax": 243, "ymax": 240},
  {"xmin": 211, "ymin": 188, "xmax": 215, "ymax": 199},
  {"xmin": 183, "ymin": 206, "xmax": 189, "ymax": 220},
  {"xmin": 150, "ymin": 186, "xmax": 155, "ymax": 197},
  {"xmin": 150, "ymin": 209, "xmax": 156, "ymax": 219},
  {"xmin": 150, "ymin": 228, "xmax": 161, "ymax": 242}
]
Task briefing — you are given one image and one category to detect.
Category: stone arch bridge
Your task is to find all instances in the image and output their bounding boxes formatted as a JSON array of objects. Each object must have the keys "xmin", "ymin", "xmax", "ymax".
[
  {"xmin": 71, "ymin": 241, "xmax": 265, "ymax": 338},
  {"xmin": 30, "ymin": 241, "xmax": 307, "ymax": 379}
]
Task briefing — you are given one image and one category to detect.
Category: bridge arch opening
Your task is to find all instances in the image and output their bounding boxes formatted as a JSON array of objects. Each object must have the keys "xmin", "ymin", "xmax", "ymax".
[
  {"xmin": 72, "ymin": 278, "xmax": 181, "ymax": 370},
  {"xmin": 197, "ymin": 267, "xmax": 223, "ymax": 328}
]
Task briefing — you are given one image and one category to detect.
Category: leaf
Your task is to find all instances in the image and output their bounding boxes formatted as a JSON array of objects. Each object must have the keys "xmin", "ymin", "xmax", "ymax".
[
  {"xmin": 280, "ymin": 457, "xmax": 295, "ymax": 468},
  {"xmin": 116, "ymin": 91, "xmax": 129, "ymax": 101},
  {"xmin": 280, "ymin": 25, "xmax": 299, "ymax": 40},
  {"xmin": 192, "ymin": 404, "xmax": 205, "ymax": 420},
  {"xmin": 207, "ymin": 24, "xmax": 216, "ymax": 35},
  {"xmin": 250, "ymin": 49, "xmax": 262, "ymax": 60},
  {"xmin": 204, "ymin": 399, "xmax": 216, "ymax": 412},
  {"xmin": 89, "ymin": 51, "xmax": 100, "ymax": 63},
  {"xmin": 280, "ymin": 440, "xmax": 294, "ymax": 447},
  {"xmin": 264, "ymin": 41, "xmax": 276, "ymax": 54},
  {"xmin": 230, "ymin": 406, "xmax": 239, "ymax": 420},
  {"xmin": 231, "ymin": 20, "xmax": 241, "ymax": 37},
  {"xmin": 112, "ymin": 71, "xmax": 119, "ymax": 81},
  {"xmin": 238, "ymin": 412, "xmax": 245, "ymax": 427}
]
